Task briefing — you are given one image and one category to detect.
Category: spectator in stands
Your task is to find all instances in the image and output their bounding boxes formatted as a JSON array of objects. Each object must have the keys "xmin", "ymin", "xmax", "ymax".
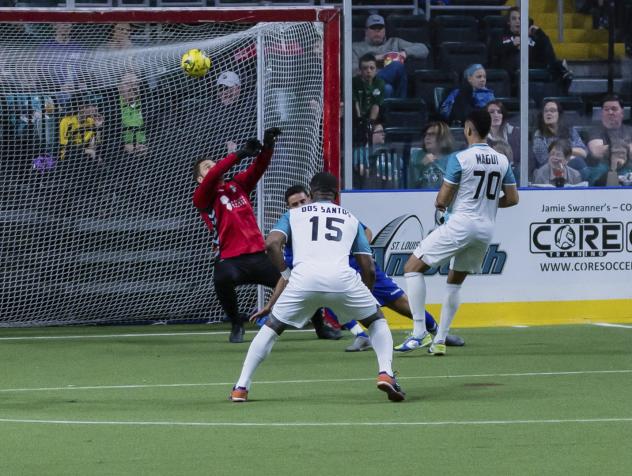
[
  {"xmin": 59, "ymin": 96, "xmax": 103, "ymax": 162},
  {"xmin": 532, "ymin": 139, "xmax": 584, "ymax": 187},
  {"xmin": 353, "ymin": 121, "xmax": 404, "ymax": 189},
  {"xmin": 38, "ymin": 23, "xmax": 87, "ymax": 114},
  {"xmin": 352, "ymin": 53, "xmax": 385, "ymax": 146},
  {"xmin": 440, "ymin": 64, "xmax": 495, "ymax": 126},
  {"xmin": 408, "ymin": 121, "xmax": 455, "ymax": 189},
  {"xmin": 532, "ymin": 99, "xmax": 588, "ymax": 177},
  {"xmin": 486, "ymin": 99, "xmax": 520, "ymax": 176},
  {"xmin": 215, "ymin": 70, "xmax": 247, "ymax": 155},
  {"xmin": 352, "ymin": 13, "xmax": 429, "ymax": 98},
  {"xmin": 490, "ymin": 7, "xmax": 572, "ymax": 95},
  {"xmin": 587, "ymin": 95, "xmax": 632, "ymax": 186},
  {"xmin": 118, "ymin": 71, "xmax": 147, "ymax": 157},
  {"xmin": 106, "ymin": 23, "xmax": 134, "ymax": 50}
]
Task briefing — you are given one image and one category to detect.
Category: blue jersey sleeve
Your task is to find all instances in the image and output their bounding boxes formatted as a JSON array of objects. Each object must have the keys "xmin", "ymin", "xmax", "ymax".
[
  {"xmin": 502, "ymin": 164, "xmax": 517, "ymax": 185},
  {"xmin": 443, "ymin": 152, "xmax": 461, "ymax": 184},
  {"xmin": 271, "ymin": 211, "xmax": 291, "ymax": 238},
  {"xmin": 351, "ymin": 223, "xmax": 372, "ymax": 255}
]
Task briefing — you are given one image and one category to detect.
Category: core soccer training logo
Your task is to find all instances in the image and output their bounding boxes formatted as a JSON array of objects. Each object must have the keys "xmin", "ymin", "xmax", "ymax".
[{"xmin": 530, "ymin": 217, "xmax": 624, "ymax": 258}]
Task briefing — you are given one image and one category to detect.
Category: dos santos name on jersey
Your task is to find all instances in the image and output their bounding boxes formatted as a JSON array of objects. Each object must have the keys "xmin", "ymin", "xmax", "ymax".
[
  {"xmin": 475, "ymin": 152, "xmax": 499, "ymax": 165},
  {"xmin": 300, "ymin": 204, "xmax": 351, "ymax": 216}
]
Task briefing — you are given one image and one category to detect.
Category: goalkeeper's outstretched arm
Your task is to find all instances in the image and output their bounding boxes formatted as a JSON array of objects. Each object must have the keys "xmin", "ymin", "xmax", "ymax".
[{"xmin": 233, "ymin": 128, "xmax": 282, "ymax": 193}]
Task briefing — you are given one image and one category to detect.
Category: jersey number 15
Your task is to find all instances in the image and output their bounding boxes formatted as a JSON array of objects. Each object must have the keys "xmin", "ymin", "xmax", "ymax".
[{"xmin": 309, "ymin": 216, "xmax": 344, "ymax": 242}]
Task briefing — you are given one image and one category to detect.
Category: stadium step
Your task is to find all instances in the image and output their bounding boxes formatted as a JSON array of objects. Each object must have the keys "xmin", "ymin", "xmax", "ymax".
[{"xmin": 531, "ymin": 3, "xmax": 628, "ymax": 61}]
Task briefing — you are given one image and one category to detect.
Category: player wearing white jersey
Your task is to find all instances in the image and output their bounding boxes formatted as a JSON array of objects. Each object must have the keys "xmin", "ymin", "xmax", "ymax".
[
  {"xmin": 400, "ymin": 109, "xmax": 519, "ymax": 355},
  {"xmin": 230, "ymin": 172, "xmax": 405, "ymax": 403}
]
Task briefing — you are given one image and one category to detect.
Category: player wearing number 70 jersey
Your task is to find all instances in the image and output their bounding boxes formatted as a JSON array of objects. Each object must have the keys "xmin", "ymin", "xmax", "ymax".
[
  {"xmin": 400, "ymin": 109, "xmax": 519, "ymax": 356},
  {"xmin": 230, "ymin": 172, "xmax": 405, "ymax": 403}
]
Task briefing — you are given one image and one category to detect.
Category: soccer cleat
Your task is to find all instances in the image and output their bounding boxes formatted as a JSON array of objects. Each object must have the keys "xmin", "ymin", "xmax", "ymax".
[
  {"xmin": 376, "ymin": 372, "xmax": 406, "ymax": 402},
  {"xmin": 394, "ymin": 332, "xmax": 433, "ymax": 353},
  {"xmin": 345, "ymin": 336, "xmax": 372, "ymax": 352},
  {"xmin": 229, "ymin": 324, "xmax": 245, "ymax": 343},
  {"xmin": 229, "ymin": 386, "xmax": 248, "ymax": 402},
  {"xmin": 445, "ymin": 334, "xmax": 465, "ymax": 347},
  {"xmin": 428, "ymin": 342, "xmax": 446, "ymax": 356}
]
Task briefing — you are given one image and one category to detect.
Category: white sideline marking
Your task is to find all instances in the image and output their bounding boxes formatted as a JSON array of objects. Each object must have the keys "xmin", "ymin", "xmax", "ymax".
[
  {"xmin": 0, "ymin": 329, "xmax": 313, "ymax": 341},
  {"xmin": 593, "ymin": 323, "xmax": 632, "ymax": 329},
  {"xmin": 1, "ymin": 417, "xmax": 631, "ymax": 428},
  {"xmin": 1, "ymin": 369, "xmax": 631, "ymax": 394}
]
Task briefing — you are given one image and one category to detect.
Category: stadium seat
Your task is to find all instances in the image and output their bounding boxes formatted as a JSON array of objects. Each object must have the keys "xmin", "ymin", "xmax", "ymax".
[
  {"xmin": 386, "ymin": 14, "xmax": 431, "ymax": 44},
  {"xmin": 437, "ymin": 41, "xmax": 488, "ymax": 78},
  {"xmin": 384, "ymin": 126, "xmax": 422, "ymax": 149},
  {"xmin": 485, "ymin": 68, "xmax": 511, "ymax": 98},
  {"xmin": 495, "ymin": 96, "xmax": 536, "ymax": 123},
  {"xmin": 433, "ymin": 86, "xmax": 449, "ymax": 115},
  {"xmin": 382, "ymin": 98, "xmax": 428, "ymax": 129},
  {"xmin": 432, "ymin": 15, "xmax": 479, "ymax": 46},
  {"xmin": 528, "ymin": 69, "xmax": 562, "ymax": 105},
  {"xmin": 480, "ymin": 14, "xmax": 506, "ymax": 43},
  {"xmin": 542, "ymin": 96, "xmax": 585, "ymax": 114},
  {"xmin": 449, "ymin": 126, "xmax": 467, "ymax": 149},
  {"xmin": 591, "ymin": 105, "xmax": 631, "ymax": 122},
  {"xmin": 412, "ymin": 69, "xmax": 458, "ymax": 115}
]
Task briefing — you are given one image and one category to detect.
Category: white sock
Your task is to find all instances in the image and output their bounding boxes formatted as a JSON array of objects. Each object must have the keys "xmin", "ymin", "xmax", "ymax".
[
  {"xmin": 368, "ymin": 318, "xmax": 393, "ymax": 376},
  {"xmin": 235, "ymin": 325, "xmax": 279, "ymax": 389},
  {"xmin": 435, "ymin": 284, "xmax": 462, "ymax": 343},
  {"xmin": 404, "ymin": 272, "xmax": 427, "ymax": 337}
]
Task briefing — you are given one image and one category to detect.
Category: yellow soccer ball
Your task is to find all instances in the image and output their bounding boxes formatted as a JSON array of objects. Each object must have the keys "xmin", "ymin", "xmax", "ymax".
[{"xmin": 181, "ymin": 48, "xmax": 211, "ymax": 78}]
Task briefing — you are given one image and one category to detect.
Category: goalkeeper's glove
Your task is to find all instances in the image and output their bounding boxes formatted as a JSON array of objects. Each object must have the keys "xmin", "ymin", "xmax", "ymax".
[
  {"xmin": 263, "ymin": 127, "xmax": 282, "ymax": 149},
  {"xmin": 236, "ymin": 138, "xmax": 262, "ymax": 159}
]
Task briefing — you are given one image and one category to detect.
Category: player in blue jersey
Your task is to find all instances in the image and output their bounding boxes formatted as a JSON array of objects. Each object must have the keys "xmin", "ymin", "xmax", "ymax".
[
  {"xmin": 402, "ymin": 109, "xmax": 519, "ymax": 355},
  {"xmin": 230, "ymin": 172, "xmax": 405, "ymax": 403},
  {"xmin": 253, "ymin": 185, "xmax": 465, "ymax": 352}
]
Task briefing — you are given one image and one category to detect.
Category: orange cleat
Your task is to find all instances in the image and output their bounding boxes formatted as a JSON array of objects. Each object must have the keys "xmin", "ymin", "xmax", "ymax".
[
  {"xmin": 376, "ymin": 372, "xmax": 405, "ymax": 402},
  {"xmin": 229, "ymin": 386, "xmax": 248, "ymax": 402}
]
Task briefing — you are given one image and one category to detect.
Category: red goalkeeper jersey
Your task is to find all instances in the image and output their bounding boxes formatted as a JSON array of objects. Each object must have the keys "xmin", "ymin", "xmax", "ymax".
[{"xmin": 193, "ymin": 148, "xmax": 272, "ymax": 260}]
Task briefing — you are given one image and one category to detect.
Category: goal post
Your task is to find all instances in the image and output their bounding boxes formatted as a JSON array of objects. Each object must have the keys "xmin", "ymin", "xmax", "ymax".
[{"xmin": 0, "ymin": 7, "xmax": 340, "ymax": 327}]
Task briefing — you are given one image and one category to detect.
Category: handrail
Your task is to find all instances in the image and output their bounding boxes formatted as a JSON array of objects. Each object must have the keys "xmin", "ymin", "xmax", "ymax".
[{"xmin": 424, "ymin": 0, "xmax": 511, "ymax": 21}]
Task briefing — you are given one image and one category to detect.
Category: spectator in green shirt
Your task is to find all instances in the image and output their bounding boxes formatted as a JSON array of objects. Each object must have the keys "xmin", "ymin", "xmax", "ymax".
[{"xmin": 352, "ymin": 53, "xmax": 385, "ymax": 146}]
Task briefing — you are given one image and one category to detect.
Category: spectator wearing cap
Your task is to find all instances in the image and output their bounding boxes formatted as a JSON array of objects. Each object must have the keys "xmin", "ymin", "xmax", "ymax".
[
  {"xmin": 217, "ymin": 70, "xmax": 241, "ymax": 107},
  {"xmin": 352, "ymin": 13, "xmax": 429, "ymax": 98},
  {"xmin": 439, "ymin": 64, "xmax": 495, "ymax": 126}
]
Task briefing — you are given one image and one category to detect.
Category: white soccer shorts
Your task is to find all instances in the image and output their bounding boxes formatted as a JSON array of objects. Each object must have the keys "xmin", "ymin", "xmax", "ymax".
[
  {"xmin": 271, "ymin": 282, "xmax": 379, "ymax": 329},
  {"xmin": 412, "ymin": 216, "xmax": 492, "ymax": 274}
]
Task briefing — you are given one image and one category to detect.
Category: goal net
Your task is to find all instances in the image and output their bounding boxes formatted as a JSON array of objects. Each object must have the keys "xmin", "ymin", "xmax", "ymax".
[{"xmin": 0, "ymin": 8, "xmax": 340, "ymax": 327}]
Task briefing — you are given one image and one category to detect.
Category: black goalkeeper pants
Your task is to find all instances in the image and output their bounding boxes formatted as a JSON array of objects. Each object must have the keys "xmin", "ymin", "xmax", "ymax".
[{"xmin": 213, "ymin": 252, "xmax": 280, "ymax": 325}]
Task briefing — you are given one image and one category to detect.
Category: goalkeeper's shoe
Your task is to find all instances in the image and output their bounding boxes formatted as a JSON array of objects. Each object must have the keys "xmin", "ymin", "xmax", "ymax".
[
  {"xmin": 428, "ymin": 342, "xmax": 446, "ymax": 356},
  {"xmin": 376, "ymin": 372, "xmax": 406, "ymax": 402},
  {"xmin": 394, "ymin": 332, "xmax": 432, "ymax": 353},
  {"xmin": 229, "ymin": 386, "xmax": 248, "ymax": 402}
]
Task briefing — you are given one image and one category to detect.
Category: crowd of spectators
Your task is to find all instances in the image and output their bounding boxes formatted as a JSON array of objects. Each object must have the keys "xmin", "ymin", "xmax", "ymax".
[{"xmin": 351, "ymin": 6, "xmax": 632, "ymax": 189}]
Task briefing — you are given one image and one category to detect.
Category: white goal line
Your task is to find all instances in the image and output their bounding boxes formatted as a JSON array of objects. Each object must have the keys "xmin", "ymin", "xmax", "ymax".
[
  {"xmin": 1, "ymin": 369, "xmax": 631, "ymax": 394},
  {"xmin": 1, "ymin": 417, "xmax": 632, "ymax": 428}
]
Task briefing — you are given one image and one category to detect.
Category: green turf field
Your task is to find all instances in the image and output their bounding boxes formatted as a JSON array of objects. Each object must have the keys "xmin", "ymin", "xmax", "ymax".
[{"xmin": 1, "ymin": 323, "xmax": 631, "ymax": 475}]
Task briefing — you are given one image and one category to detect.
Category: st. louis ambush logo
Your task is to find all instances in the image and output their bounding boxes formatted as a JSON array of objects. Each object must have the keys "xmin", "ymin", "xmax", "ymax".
[{"xmin": 371, "ymin": 214, "xmax": 506, "ymax": 276}]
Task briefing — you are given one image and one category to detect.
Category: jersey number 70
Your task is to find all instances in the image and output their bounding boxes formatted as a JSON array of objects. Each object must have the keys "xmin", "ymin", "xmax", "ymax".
[
  {"xmin": 309, "ymin": 216, "xmax": 344, "ymax": 242},
  {"xmin": 473, "ymin": 170, "xmax": 501, "ymax": 200}
]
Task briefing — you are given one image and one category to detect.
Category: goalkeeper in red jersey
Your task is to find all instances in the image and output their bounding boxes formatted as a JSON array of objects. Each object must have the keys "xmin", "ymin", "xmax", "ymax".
[{"xmin": 193, "ymin": 127, "xmax": 282, "ymax": 343}]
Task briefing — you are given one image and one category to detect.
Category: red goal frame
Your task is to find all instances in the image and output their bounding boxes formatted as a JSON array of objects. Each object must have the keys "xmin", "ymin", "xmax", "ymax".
[{"xmin": 0, "ymin": 6, "xmax": 341, "ymax": 180}]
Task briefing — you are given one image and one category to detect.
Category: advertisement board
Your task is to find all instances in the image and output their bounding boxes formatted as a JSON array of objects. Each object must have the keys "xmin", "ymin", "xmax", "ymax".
[{"xmin": 341, "ymin": 189, "xmax": 632, "ymax": 326}]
